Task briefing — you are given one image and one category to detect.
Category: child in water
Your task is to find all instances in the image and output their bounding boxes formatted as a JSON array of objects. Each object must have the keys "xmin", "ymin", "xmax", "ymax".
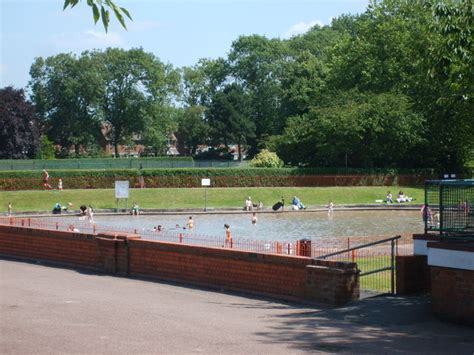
[{"xmin": 251, "ymin": 212, "xmax": 257, "ymax": 225}]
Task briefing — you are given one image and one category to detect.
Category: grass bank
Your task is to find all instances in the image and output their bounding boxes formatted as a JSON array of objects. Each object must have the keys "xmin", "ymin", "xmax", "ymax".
[{"xmin": 1, "ymin": 186, "xmax": 424, "ymax": 213}]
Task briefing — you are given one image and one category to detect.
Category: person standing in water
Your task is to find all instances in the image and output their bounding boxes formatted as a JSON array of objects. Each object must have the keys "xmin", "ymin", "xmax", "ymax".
[
  {"xmin": 224, "ymin": 224, "xmax": 232, "ymax": 247},
  {"xmin": 186, "ymin": 216, "xmax": 194, "ymax": 230},
  {"xmin": 327, "ymin": 201, "xmax": 334, "ymax": 215},
  {"xmin": 251, "ymin": 212, "xmax": 257, "ymax": 225}
]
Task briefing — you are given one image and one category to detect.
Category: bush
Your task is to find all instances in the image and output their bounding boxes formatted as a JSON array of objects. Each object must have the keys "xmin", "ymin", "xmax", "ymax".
[{"xmin": 249, "ymin": 150, "xmax": 284, "ymax": 168}]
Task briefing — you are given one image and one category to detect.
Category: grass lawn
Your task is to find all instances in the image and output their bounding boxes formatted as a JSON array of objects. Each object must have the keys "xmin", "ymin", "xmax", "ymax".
[
  {"xmin": 336, "ymin": 255, "xmax": 395, "ymax": 292},
  {"xmin": 1, "ymin": 186, "xmax": 424, "ymax": 213}
]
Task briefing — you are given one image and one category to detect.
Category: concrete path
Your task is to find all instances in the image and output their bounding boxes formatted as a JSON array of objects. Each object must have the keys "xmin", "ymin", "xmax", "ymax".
[{"xmin": 1, "ymin": 259, "xmax": 473, "ymax": 354}]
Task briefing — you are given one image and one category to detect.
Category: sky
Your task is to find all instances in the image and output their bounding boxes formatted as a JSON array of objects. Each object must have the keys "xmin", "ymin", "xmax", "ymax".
[{"xmin": 0, "ymin": 0, "xmax": 369, "ymax": 90}]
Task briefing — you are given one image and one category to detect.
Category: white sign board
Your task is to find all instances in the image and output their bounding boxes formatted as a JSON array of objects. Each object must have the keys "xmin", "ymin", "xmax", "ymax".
[
  {"xmin": 115, "ymin": 181, "xmax": 129, "ymax": 199},
  {"xmin": 201, "ymin": 178, "xmax": 211, "ymax": 187}
]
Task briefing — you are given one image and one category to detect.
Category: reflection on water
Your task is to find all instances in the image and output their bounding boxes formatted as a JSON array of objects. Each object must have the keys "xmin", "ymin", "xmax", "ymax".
[{"xmin": 52, "ymin": 210, "xmax": 423, "ymax": 243}]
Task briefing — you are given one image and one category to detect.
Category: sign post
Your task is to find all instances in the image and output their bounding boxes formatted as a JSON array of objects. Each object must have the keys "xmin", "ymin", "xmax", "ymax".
[
  {"xmin": 115, "ymin": 180, "xmax": 129, "ymax": 212},
  {"xmin": 201, "ymin": 178, "xmax": 211, "ymax": 211}
]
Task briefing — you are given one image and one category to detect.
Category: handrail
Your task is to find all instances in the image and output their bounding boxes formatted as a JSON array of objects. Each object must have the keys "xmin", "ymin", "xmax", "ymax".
[{"xmin": 316, "ymin": 235, "xmax": 401, "ymax": 259}]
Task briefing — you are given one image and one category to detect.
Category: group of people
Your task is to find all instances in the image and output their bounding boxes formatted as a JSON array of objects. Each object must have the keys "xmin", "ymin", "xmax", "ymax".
[
  {"xmin": 244, "ymin": 197, "xmax": 263, "ymax": 211},
  {"xmin": 386, "ymin": 191, "xmax": 413, "ymax": 204},
  {"xmin": 42, "ymin": 169, "xmax": 63, "ymax": 191}
]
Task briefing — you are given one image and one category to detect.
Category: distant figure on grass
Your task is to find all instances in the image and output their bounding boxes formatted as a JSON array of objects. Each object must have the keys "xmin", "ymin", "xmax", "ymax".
[
  {"xmin": 251, "ymin": 212, "xmax": 257, "ymax": 225},
  {"xmin": 131, "ymin": 202, "xmax": 140, "ymax": 216},
  {"xmin": 258, "ymin": 201, "xmax": 264, "ymax": 211},
  {"xmin": 386, "ymin": 191, "xmax": 393, "ymax": 204},
  {"xmin": 7, "ymin": 202, "xmax": 12, "ymax": 216},
  {"xmin": 57, "ymin": 178, "xmax": 63, "ymax": 191},
  {"xmin": 245, "ymin": 197, "xmax": 253, "ymax": 211},
  {"xmin": 224, "ymin": 224, "xmax": 232, "ymax": 247},
  {"xmin": 291, "ymin": 196, "xmax": 306, "ymax": 210},
  {"xmin": 42, "ymin": 169, "xmax": 52, "ymax": 190},
  {"xmin": 186, "ymin": 216, "xmax": 194, "ymax": 230}
]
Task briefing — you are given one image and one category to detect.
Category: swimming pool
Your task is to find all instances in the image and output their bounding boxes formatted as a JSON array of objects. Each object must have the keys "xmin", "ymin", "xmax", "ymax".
[{"xmin": 46, "ymin": 209, "xmax": 423, "ymax": 245}]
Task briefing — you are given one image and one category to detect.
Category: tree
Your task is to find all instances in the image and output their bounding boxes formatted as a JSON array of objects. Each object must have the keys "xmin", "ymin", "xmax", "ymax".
[
  {"xmin": 63, "ymin": 0, "xmax": 132, "ymax": 32},
  {"xmin": 37, "ymin": 136, "xmax": 56, "ymax": 159},
  {"xmin": 175, "ymin": 106, "xmax": 210, "ymax": 155},
  {"xmin": 29, "ymin": 53, "xmax": 103, "ymax": 156},
  {"xmin": 208, "ymin": 83, "xmax": 255, "ymax": 161},
  {"xmin": 0, "ymin": 87, "xmax": 40, "ymax": 159},
  {"xmin": 92, "ymin": 48, "xmax": 180, "ymax": 157},
  {"xmin": 272, "ymin": 91, "xmax": 424, "ymax": 168},
  {"xmin": 227, "ymin": 35, "xmax": 289, "ymax": 156}
]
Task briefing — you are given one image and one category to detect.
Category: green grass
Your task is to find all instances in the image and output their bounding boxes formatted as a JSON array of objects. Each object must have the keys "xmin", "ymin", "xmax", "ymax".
[
  {"xmin": 332, "ymin": 255, "xmax": 394, "ymax": 292},
  {"xmin": 0, "ymin": 186, "xmax": 424, "ymax": 212}
]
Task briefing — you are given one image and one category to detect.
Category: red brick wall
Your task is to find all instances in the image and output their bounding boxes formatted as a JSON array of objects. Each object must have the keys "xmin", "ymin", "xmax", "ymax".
[
  {"xmin": 396, "ymin": 255, "xmax": 430, "ymax": 294},
  {"xmin": 0, "ymin": 226, "xmax": 99, "ymax": 268},
  {"xmin": 0, "ymin": 224, "xmax": 359, "ymax": 305},
  {"xmin": 127, "ymin": 239, "xmax": 312, "ymax": 300},
  {"xmin": 431, "ymin": 266, "xmax": 474, "ymax": 325}
]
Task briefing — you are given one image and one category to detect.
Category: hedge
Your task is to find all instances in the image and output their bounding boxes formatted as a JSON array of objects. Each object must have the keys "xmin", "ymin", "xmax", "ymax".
[
  {"xmin": 0, "ymin": 168, "xmax": 439, "ymax": 191},
  {"xmin": 0, "ymin": 167, "xmax": 438, "ymax": 179}
]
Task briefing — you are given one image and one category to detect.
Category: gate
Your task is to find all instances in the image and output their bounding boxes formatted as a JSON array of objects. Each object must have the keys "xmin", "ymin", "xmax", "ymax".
[{"xmin": 316, "ymin": 235, "xmax": 401, "ymax": 294}]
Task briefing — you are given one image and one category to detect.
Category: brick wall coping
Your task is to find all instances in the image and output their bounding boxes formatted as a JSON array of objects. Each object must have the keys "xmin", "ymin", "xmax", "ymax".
[
  {"xmin": 427, "ymin": 241, "xmax": 474, "ymax": 252},
  {"xmin": 413, "ymin": 234, "xmax": 442, "ymax": 241}
]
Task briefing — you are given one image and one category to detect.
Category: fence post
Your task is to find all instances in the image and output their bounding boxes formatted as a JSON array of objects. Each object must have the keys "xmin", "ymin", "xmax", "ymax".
[
  {"xmin": 391, "ymin": 238, "xmax": 395, "ymax": 294},
  {"xmin": 179, "ymin": 233, "xmax": 183, "ymax": 243},
  {"xmin": 56, "ymin": 222, "xmax": 58, "ymax": 230}
]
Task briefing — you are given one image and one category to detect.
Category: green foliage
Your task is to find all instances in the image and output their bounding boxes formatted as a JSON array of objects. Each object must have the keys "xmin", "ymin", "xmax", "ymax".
[
  {"xmin": 37, "ymin": 136, "xmax": 56, "ymax": 160},
  {"xmin": 63, "ymin": 0, "xmax": 132, "ymax": 32},
  {"xmin": 249, "ymin": 149, "xmax": 284, "ymax": 168}
]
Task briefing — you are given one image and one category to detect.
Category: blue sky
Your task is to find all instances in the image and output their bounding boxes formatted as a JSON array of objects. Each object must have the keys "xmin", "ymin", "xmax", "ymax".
[{"xmin": 1, "ymin": 0, "xmax": 368, "ymax": 90}]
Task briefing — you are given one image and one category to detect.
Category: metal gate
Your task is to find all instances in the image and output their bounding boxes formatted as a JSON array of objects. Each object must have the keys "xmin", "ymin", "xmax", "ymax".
[{"xmin": 316, "ymin": 235, "xmax": 401, "ymax": 294}]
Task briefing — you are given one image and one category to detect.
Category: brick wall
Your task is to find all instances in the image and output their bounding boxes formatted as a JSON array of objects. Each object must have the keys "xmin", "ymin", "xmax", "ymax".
[
  {"xmin": 0, "ymin": 224, "xmax": 359, "ymax": 306},
  {"xmin": 396, "ymin": 255, "xmax": 430, "ymax": 294},
  {"xmin": 0, "ymin": 226, "xmax": 99, "ymax": 268},
  {"xmin": 431, "ymin": 266, "xmax": 474, "ymax": 325}
]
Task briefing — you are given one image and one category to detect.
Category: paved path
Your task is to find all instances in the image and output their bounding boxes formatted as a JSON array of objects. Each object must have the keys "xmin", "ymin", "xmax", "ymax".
[{"xmin": 1, "ymin": 259, "xmax": 473, "ymax": 354}]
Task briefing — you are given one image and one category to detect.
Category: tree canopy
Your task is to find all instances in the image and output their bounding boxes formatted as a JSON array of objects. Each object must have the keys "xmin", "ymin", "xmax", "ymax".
[{"xmin": 5, "ymin": 0, "xmax": 471, "ymax": 171}]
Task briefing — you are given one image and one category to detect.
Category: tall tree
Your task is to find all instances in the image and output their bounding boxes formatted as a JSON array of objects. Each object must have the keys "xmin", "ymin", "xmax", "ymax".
[
  {"xmin": 29, "ymin": 53, "xmax": 103, "ymax": 156},
  {"xmin": 0, "ymin": 87, "xmax": 40, "ymax": 159},
  {"xmin": 92, "ymin": 48, "xmax": 180, "ymax": 157},
  {"xmin": 227, "ymin": 35, "xmax": 288, "ymax": 155},
  {"xmin": 208, "ymin": 83, "xmax": 255, "ymax": 161}
]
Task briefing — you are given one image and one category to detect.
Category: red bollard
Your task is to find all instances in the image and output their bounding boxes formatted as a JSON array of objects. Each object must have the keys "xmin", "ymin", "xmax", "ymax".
[
  {"xmin": 93, "ymin": 224, "xmax": 96, "ymax": 234},
  {"xmin": 179, "ymin": 233, "xmax": 183, "ymax": 243},
  {"xmin": 28, "ymin": 218, "xmax": 31, "ymax": 227}
]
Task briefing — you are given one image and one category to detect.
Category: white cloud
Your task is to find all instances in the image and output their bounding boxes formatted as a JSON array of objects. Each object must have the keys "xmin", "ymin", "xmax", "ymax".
[
  {"xmin": 282, "ymin": 20, "xmax": 324, "ymax": 39},
  {"xmin": 50, "ymin": 30, "xmax": 124, "ymax": 52}
]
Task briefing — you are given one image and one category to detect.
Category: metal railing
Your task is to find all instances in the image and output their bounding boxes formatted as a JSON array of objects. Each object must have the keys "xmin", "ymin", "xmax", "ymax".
[{"xmin": 317, "ymin": 235, "xmax": 401, "ymax": 294}]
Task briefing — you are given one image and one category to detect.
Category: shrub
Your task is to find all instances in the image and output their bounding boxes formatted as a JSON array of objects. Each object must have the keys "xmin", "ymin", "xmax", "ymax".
[{"xmin": 249, "ymin": 150, "xmax": 284, "ymax": 168}]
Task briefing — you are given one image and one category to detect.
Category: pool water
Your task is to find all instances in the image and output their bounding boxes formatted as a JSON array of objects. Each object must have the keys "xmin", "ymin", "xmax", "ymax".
[{"xmin": 51, "ymin": 210, "xmax": 423, "ymax": 244}]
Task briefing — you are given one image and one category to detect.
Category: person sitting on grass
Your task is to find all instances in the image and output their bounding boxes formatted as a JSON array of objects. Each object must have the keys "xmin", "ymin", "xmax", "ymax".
[{"xmin": 291, "ymin": 196, "xmax": 306, "ymax": 210}]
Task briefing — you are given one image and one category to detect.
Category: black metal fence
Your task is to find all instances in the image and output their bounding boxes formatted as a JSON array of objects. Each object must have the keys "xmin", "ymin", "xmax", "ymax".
[{"xmin": 424, "ymin": 179, "xmax": 474, "ymax": 237}]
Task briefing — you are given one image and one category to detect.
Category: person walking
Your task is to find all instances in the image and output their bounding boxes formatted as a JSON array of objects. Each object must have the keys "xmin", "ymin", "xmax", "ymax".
[
  {"xmin": 42, "ymin": 169, "xmax": 52, "ymax": 190},
  {"xmin": 7, "ymin": 202, "xmax": 12, "ymax": 216}
]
